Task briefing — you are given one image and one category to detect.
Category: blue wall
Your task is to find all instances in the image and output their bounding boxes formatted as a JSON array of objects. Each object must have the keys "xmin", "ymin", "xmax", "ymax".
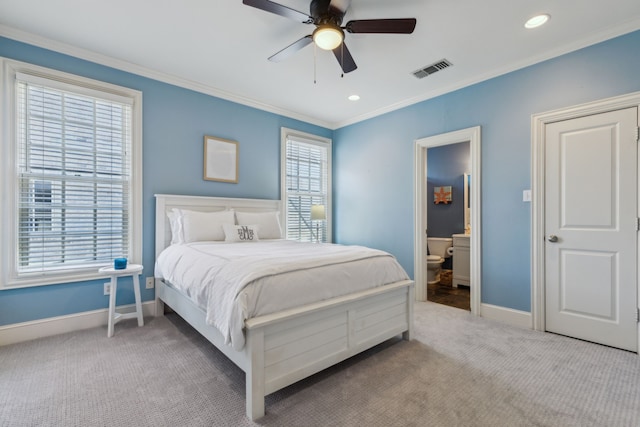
[
  {"xmin": 0, "ymin": 37, "xmax": 331, "ymax": 326},
  {"xmin": 2, "ymin": 29, "xmax": 640, "ymax": 325},
  {"xmin": 334, "ymin": 30, "xmax": 640, "ymax": 312},
  {"xmin": 427, "ymin": 142, "xmax": 470, "ymax": 238}
]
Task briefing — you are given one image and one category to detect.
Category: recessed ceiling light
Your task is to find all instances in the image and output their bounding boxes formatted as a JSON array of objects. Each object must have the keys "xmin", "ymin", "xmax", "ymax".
[
  {"xmin": 525, "ymin": 14, "xmax": 550, "ymax": 29},
  {"xmin": 348, "ymin": 94, "xmax": 360, "ymax": 101}
]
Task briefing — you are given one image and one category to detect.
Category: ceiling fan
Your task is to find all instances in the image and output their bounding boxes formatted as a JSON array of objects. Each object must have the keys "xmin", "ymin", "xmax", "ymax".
[{"xmin": 242, "ymin": 0, "xmax": 417, "ymax": 73}]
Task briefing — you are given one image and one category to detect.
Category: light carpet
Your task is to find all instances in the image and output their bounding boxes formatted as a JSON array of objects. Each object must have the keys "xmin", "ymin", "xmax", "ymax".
[{"xmin": 1, "ymin": 301, "xmax": 639, "ymax": 427}]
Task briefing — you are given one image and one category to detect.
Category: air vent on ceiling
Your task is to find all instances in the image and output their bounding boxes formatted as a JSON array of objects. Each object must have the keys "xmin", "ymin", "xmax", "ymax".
[{"xmin": 412, "ymin": 59, "xmax": 452, "ymax": 79}]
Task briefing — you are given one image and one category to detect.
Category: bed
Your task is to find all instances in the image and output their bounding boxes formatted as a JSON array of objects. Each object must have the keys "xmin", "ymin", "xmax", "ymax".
[{"xmin": 154, "ymin": 194, "xmax": 414, "ymax": 420}]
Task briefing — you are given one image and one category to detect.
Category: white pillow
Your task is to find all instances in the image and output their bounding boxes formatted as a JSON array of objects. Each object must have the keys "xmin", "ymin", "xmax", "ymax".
[
  {"xmin": 167, "ymin": 209, "xmax": 184, "ymax": 245},
  {"xmin": 181, "ymin": 209, "xmax": 235, "ymax": 242},
  {"xmin": 223, "ymin": 224, "xmax": 260, "ymax": 242},
  {"xmin": 235, "ymin": 211, "xmax": 282, "ymax": 239}
]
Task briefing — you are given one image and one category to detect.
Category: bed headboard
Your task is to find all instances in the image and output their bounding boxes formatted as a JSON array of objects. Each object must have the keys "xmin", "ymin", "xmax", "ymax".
[{"xmin": 154, "ymin": 194, "xmax": 283, "ymax": 259}]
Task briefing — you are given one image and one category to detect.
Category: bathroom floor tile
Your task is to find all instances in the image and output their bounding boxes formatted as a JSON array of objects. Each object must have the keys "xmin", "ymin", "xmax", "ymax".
[{"xmin": 427, "ymin": 272, "xmax": 470, "ymax": 311}]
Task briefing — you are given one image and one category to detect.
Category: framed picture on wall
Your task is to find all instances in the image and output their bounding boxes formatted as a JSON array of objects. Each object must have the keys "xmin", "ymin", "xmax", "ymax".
[
  {"xmin": 434, "ymin": 186, "xmax": 452, "ymax": 204},
  {"xmin": 203, "ymin": 135, "xmax": 238, "ymax": 183}
]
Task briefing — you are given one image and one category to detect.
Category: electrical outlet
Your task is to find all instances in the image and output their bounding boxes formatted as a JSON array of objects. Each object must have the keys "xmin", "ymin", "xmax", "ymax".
[
  {"xmin": 146, "ymin": 277, "xmax": 154, "ymax": 289},
  {"xmin": 103, "ymin": 282, "xmax": 111, "ymax": 296}
]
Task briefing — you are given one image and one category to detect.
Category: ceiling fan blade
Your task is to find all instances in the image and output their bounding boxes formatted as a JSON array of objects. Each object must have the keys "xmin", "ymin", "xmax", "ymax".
[
  {"xmin": 243, "ymin": 0, "xmax": 312, "ymax": 23},
  {"xmin": 332, "ymin": 42, "xmax": 357, "ymax": 73},
  {"xmin": 268, "ymin": 35, "xmax": 313, "ymax": 62},
  {"xmin": 329, "ymin": 0, "xmax": 351, "ymax": 15},
  {"xmin": 345, "ymin": 18, "xmax": 417, "ymax": 34}
]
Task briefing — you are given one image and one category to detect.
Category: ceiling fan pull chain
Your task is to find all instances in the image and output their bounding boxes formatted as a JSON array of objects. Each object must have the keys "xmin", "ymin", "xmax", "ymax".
[
  {"xmin": 341, "ymin": 43, "xmax": 344, "ymax": 78},
  {"xmin": 314, "ymin": 43, "xmax": 317, "ymax": 84}
]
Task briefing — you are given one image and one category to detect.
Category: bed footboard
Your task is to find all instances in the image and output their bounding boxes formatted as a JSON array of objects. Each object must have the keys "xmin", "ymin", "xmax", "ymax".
[
  {"xmin": 156, "ymin": 278, "xmax": 413, "ymax": 420},
  {"xmin": 244, "ymin": 280, "xmax": 414, "ymax": 420}
]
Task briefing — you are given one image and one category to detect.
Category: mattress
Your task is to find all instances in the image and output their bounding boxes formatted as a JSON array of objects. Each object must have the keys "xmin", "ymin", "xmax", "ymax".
[{"xmin": 155, "ymin": 239, "xmax": 409, "ymax": 350}]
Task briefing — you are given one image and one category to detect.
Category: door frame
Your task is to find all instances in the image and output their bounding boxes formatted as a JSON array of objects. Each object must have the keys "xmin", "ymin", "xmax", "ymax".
[
  {"xmin": 414, "ymin": 126, "xmax": 482, "ymax": 315},
  {"xmin": 531, "ymin": 91, "xmax": 640, "ymax": 339}
]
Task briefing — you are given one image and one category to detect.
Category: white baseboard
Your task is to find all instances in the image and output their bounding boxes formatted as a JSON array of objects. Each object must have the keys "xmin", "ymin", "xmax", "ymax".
[
  {"xmin": 1, "ymin": 301, "xmax": 531, "ymax": 346},
  {"xmin": 0, "ymin": 301, "xmax": 156, "ymax": 346},
  {"xmin": 480, "ymin": 303, "xmax": 532, "ymax": 330}
]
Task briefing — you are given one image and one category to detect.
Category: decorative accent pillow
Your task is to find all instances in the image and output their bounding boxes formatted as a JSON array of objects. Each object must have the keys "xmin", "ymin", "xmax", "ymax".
[
  {"xmin": 223, "ymin": 224, "xmax": 259, "ymax": 242},
  {"xmin": 167, "ymin": 209, "xmax": 184, "ymax": 245},
  {"xmin": 235, "ymin": 211, "xmax": 282, "ymax": 239},
  {"xmin": 181, "ymin": 209, "xmax": 235, "ymax": 242}
]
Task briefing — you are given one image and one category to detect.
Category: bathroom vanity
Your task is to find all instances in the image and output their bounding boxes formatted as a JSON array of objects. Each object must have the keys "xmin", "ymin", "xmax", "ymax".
[{"xmin": 452, "ymin": 234, "xmax": 470, "ymax": 287}]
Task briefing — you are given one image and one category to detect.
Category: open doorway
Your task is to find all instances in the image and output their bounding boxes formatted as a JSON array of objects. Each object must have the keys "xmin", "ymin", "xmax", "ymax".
[
  {"xmin": 414, "ymin": 127, "xmax": 482, "ymax": 315},
  {"xmin": 427, "ymin": 142, "xmax": 470, "ymax": 310}
]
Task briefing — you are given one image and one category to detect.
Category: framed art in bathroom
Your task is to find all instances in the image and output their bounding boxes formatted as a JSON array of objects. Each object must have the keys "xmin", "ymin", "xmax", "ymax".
[{"xmin": 204, "ymin": 135, "xmax": 238, "ymax": 183}]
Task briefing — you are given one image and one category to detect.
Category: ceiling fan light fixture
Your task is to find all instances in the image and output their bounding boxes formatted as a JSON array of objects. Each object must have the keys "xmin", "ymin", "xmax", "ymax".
[{"xmin": 313, "ymin": 25, "xmax": 344, "ymax": 50}]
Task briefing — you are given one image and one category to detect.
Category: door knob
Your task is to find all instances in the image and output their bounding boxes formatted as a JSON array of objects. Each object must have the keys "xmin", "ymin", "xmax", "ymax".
[{"xmin": 547, "ymin": 235, "xmax": 558, "ymax": 242}]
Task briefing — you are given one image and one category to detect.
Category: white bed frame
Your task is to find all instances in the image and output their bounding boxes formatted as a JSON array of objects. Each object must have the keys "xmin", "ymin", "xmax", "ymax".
[{"xmin": 154, "ymin": 194, "xmax": 414, "ymax": 420}]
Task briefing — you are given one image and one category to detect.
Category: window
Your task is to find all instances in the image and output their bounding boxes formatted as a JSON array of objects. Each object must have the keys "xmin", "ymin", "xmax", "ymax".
[
  {"xmin": 281, "ymin": 128, "xmax": 331, "ymax": 242},
  {"xmin": 1, "ymin": 59, "xmax": 142, "ymax": 287}
]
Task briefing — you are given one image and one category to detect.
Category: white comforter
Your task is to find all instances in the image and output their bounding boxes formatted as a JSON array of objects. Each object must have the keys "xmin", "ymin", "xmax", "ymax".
[{"xmin": 155, "ymin": 240, "xmax": 409, "ymax": 350}]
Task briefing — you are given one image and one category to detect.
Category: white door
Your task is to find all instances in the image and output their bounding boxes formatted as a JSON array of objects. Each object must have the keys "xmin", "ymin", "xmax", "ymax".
[{"xmin": 545, "ymin": 107, "xmax": 638, "ymax": 352}]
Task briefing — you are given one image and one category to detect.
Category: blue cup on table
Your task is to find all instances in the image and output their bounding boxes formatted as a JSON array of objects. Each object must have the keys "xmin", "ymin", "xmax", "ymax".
[{"xmin": 114, "ymin": 258, "xmax": 127, "ymax": 270}]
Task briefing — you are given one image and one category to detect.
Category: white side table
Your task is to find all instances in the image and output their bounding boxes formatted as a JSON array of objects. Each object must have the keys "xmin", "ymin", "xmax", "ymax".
[{"xmin": 99, "ymin": 264, "xmax": 144, "ymax": 337}]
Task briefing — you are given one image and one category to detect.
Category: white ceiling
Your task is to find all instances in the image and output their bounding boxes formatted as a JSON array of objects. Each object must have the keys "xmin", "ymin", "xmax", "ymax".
[{"xmin": 1, "ymin": 0, "xmax": 639, "ymax": 129}]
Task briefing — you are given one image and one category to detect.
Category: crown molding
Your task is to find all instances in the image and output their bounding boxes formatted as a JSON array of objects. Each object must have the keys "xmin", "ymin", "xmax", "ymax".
[
  {"xmin": 0, "ymin": 25, "xmax": 334, "ymax": 130},
  {"xmin": 2, "ymin": 18, "xmax": 640, "ymax": 131},
  {"xmin": 333, "ymin": 18, "xmax": 640, "ymax": 129}
]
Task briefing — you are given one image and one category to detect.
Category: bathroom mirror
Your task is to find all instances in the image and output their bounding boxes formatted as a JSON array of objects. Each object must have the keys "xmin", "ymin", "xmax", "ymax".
[{"xmin": 464, "ymin": 173, "xmax": 471, "ymax": 233}]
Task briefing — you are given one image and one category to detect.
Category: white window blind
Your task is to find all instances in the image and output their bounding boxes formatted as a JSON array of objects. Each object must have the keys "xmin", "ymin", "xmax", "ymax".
[
  {"xmin": 15, "ymin": 73, "xmax": 133, "ymax": 276},
  {"xmin": 283, "ymin": 132, "xmax": 331, "ymax": 242}
]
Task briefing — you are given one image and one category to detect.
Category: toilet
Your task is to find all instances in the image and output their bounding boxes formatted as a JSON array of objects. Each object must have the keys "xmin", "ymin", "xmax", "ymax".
[{"xmin": 427, "ymin": 237, "xmax": 453, "ymax": 285}]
